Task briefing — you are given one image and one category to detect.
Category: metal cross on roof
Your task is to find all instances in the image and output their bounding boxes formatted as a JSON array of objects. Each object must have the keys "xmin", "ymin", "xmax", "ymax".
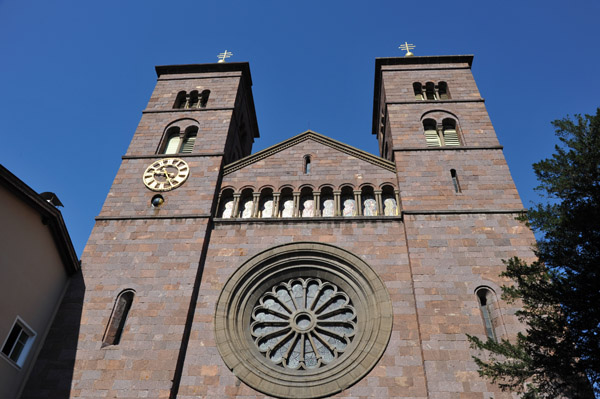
[
  {"xmin": 399, "ymin": 42, "xmax": 415, "ymax": 57},
  {"xmin": 217, "ymin": 50, "xmax": 233, "ymax": 63}
]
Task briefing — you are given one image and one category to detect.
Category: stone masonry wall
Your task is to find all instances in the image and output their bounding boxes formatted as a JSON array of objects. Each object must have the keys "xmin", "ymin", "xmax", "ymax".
[{"xmin": 177, "ymin": 219, "xmax": 429, "ymax": 399}]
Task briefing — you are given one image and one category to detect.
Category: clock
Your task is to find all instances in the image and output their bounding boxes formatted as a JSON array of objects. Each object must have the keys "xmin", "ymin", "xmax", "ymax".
[{"xmin": 142, "ymin": 158, "xmax": 190, "ymax": 191}]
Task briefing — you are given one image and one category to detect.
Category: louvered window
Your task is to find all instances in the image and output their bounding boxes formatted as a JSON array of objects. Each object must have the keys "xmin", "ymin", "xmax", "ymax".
[
  {"xmin": 443, "ymin": 129, "xmax": 460, "ymax": 146},
  {"xmin": 180, "ymin": 134, "xmax": 196, "ymax": 153},
  {"xmin": 425, "ymin": 129, "xmax": 441, "ymax": 147},
  {"xmin": 164, "ymin": 135, "xmax": 182, "ymax": 154}
]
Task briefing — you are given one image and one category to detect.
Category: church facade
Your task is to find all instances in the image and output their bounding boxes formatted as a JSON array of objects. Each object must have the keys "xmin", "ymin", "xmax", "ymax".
[{"xmin": 23, "ymin": 55, "xmax": 536, "ymax": 399}]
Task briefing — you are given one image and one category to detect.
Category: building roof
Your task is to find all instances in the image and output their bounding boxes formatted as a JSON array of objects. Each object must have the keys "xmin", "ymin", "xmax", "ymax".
[{"xmin": 0, "ymin": 164, "xmax": 79, "ymax": 275}]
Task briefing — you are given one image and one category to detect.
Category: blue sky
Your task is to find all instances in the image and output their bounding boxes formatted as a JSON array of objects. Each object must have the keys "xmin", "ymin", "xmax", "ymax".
[{"xmin": 1, "ymin": 0, "xmax": 598, "ymax": 255}]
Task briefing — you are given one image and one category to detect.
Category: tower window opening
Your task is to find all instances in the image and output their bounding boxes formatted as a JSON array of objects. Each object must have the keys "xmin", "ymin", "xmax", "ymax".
[
  {"xmin": 442, "ymin": 118, "xmax": 460, "ymax": 146},
  {"xmin": 476, "ymin": 288, "xmax": 497, "ymax": 342},
  {"xmin": 200, "ymin": 90, "xmax": 211, "ymax": 107},
  {"xmin": 161, "ymin": 126, "xmax": 197, "ymax": 154},
  {"xmin": 423, "ymin": 119, "xmax": 440, "ymax": 147},
  {"xmin": 304, "ymin": 155, "xmax": 311, "ymax": 174},
  {"xmin": 413, "ymin": 82, "xmax": 424, "ymax": 100},
  {"xmin": 103, "ymin": 290, "xmax": 135, "ymax": 347},
  {"xmin": 438, "ymin": 81, "xmax": 450, "ymax": 100},
  {"xmin": 450, "ymin": 169, "xmax": 461, "ymax": 193},
  {"xmin": 412, "ymin": 81, "xmax": 451, "ymax": 101},
  {"xmin": 188, "ymin": 90, "xmax": 199, "ymax": 108},
  {"xmin": 174, "ymin": 91, "xmax": 187, "ymax": 109},
  {"xmin": 422, "ymin": 117, "xmax": 461, "ymax": 147},
  {"xmin": 425, "ymin": 82, "xmax": 436, "ymax": 100}
]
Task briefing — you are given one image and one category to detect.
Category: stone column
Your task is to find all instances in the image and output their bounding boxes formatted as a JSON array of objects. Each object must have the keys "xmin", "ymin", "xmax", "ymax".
[
  {"xmin": 375, "ymin": 190, "xmax": 383, "ymax": 216},
  {"xmin": 293, "ymin": 192, "xmax": 300, "ymax": 218},
  {"xmin": 313, "ymin": 192, "xmax": 321, "ymax": 217},
  {"xmin": 252, "ymin": 192, "xmax": 260, "ymax": 218},
  {"xmin": 354, "ymin": 190, "xmax": 362, "ymax": 216},
  {"xmin": 272, "ymin": 193, "xmax": 280, "ymax": 218},
  {"xmin": 334, "ymin": 190, "xmax": 341, "ymax": 217},
  {"xmin": 232, "ymin": 193, "xmax": 241, "ymax": 218},
  {"xmin": 395, "ymin": 190, "xmax": 401, "ymax": 216}
]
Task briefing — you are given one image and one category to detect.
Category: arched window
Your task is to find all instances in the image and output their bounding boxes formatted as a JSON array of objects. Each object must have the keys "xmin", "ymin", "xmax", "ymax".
[
  {"xmin": 180, "ymin": 127, "xmax": 197, "ymax": 153},
  {"xmin": 188, "ymin": 90, "xmax": 199, "ymax": 108},
  {"xmin": 300, "ymin": 187, "xmax": 314, "ymax": 217},
  {"xmin": 442, "ymin": 118, "xmax": 460, "ymax": 146},
  {"xmin": 320, "ymin": 187, "xmax": 334, "ymax": 217},
  {"xmin": 450, "ymin": 169, "xmax": 461, "ymax": 193},
  {"xmin": 239, "ymin": 188, "xmax": 254, "ymax": 219},
  {"xmin": 218, "ymin": 189, "xmax": 234, "ymax": 218},
  {"xmin": 303, "ymin": 155, "xmax": 311, "ymax": 174},
  {"xmin": 422, "ymin": 117, "xmax": 461, "ymax": 147},
  {"xmin": 200, "ymin": 90, "xmax": 210, "ymax": 107},
  {"xmin": 423, "ymin": 119, "xmax": 440, "ymax": 147},
  {"xmin": 382, "ymin": 185, "xmax": 397, "ymax": 216},
  {"xmin": 425, "ymin": 82, "xmax": 436, "ymax": 100},
  {"xmin": 174, "ymin": 91, "xmax": 187, "ymax": 109},
  {"xmin": 162, "ymin": 125, "xmax": 197, "ymax": 154},
  {"xmin": 103, "ymin": 290, "xmax": 135, "ymax": 347},
  {"xmin": 476, "ymin": 287, "xmax": 497, "ymax": 341},
  {"xmin": 438, "ymin": 81, "xmax": 450, "ymax": 100},
  {"xmin": 361, "ymin": 186, "xmax": 377, "ymax": 216},
  {"xmin": 279, "ymin": 187, "xmax": 294, "ymax": 218},
  {"xmin": 163, "ymin": 127, "xmax": 182, "ymax": 154},
  {"xmin": 341, "ymin": 186, "xmax": 355, "ymax": 217},
  {"xmin": 413, "ymin": 82, "xmax": 424, "ymax": 100},
  {"xmin": 258, "ymin": 188, "xmax": 274, "ymax": 218}
]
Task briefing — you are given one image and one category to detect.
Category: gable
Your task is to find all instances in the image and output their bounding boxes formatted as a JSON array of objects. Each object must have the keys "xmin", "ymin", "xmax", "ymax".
[
  {"xmin": 221, "ymin": 132, "xmax": 397, "ymax": 193},
  {"xmin": 224, "ymin": 131, "xmax": 394, "ymax": 175}
]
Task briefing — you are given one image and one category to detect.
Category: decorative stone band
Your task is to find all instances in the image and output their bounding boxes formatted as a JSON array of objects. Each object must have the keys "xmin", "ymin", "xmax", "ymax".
[{"xmin": 214, "ymin": 242, "xmax": 393, "ymax": 399}]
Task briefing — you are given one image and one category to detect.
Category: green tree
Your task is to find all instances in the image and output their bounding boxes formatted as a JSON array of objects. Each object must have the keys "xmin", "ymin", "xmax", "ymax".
[{"xmin": 468, "ymin": 109, "xmax": 600, "ymax": 398}]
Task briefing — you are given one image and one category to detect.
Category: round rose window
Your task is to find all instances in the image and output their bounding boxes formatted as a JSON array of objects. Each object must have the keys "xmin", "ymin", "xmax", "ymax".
[
  {"xmin": 214, "ymin": 242, "xmax": 393, "ymax": 399},
  {"xmin": 251, "ymin": 277, "xmax": 356, "ymax": 370}
]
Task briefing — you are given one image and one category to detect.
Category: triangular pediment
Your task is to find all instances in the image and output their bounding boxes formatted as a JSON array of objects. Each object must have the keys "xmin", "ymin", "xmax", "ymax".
[{"xmin": 223, "ymin": 130, "xmax": 395, "ymax": 175}]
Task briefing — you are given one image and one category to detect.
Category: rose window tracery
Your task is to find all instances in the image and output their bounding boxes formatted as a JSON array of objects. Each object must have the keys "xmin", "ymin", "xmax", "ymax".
[{"xmin": 251, "ymin": 278, "xmax": 356, "ymax": 370}]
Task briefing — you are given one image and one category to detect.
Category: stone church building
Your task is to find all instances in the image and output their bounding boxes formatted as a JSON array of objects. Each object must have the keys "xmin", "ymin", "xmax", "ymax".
[{"xmin": 22, "ymin": 54, "xmax": 536, "ymax": 398}]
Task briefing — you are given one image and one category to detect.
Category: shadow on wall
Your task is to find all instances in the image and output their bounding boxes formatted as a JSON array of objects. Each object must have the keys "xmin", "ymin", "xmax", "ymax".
[{"xmin": 20, "ymin": 271, "xmax": 85, "ymax": 399}]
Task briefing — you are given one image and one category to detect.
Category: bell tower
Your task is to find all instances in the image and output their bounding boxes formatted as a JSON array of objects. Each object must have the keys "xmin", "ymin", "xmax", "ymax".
[
  {"xmin": 50, "ymin": 62, "xmax": 257, "ymax": 398},
  {"xmin": 373, "ymin": 55, "xmax": 536, "ymax": 398}
]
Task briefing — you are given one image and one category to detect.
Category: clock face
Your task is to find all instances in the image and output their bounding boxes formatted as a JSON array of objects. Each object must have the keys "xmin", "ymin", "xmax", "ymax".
[{"xmin": 143, "ymin": 158, "xmax": 190, "ymax": 191}]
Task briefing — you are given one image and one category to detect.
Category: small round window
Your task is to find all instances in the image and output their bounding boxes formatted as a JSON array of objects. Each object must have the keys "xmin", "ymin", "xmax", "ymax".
[{"xmin": 215, "ymin": 242, "xmax": 393, "ymax": 399}]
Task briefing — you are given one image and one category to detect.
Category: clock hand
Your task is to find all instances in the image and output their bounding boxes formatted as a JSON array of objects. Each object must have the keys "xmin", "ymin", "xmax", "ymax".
[{"xmin": 161, "ymin": 168, "xmax": 175, "ymax": 186}]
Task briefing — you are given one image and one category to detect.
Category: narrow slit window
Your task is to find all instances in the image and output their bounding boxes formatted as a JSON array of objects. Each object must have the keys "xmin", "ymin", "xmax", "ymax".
[
  {"xmin": 304, "ymin": 155, "xmax": 311, "ymax": 174},
  {"xmin": 477, "ymin": 289, "xmax": 497, "ymax": 341},
  {"xmin": 450, "ymin": 169, "xmax": 461, "ymax": 193},
  {"xmin": 103, "ymin": 290, "xmax": 135, "ymax": 347}
]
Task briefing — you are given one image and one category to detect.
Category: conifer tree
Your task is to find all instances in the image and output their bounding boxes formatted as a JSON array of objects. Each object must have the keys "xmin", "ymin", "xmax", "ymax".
[{"xmin": 468, "ymin": 109, "xmax": 600, "ymax": 398}]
